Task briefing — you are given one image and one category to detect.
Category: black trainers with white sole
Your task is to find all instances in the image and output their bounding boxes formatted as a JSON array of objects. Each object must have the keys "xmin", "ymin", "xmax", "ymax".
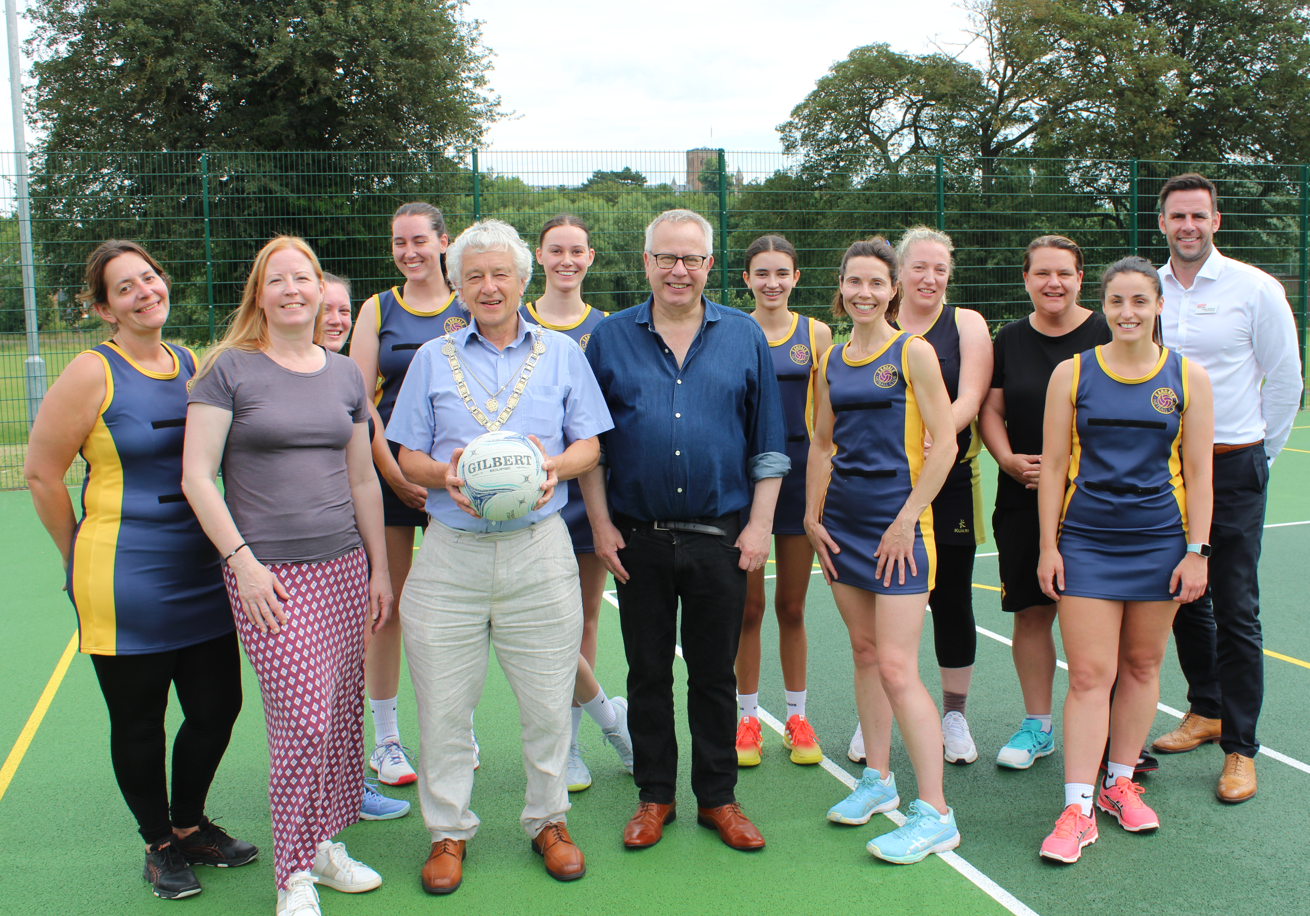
[
  {"xmin": 177, "ymin": 819, "xmax": 259, "ymax": 868},
  {"xmin": 144, "ymin": 841, "xmax": 202, "ymax": 899}
]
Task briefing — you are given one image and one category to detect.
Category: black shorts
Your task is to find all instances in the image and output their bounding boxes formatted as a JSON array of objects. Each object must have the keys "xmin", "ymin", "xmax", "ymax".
[
  {"xmin": 382, "ymin": 439, "xmax": 430, "ymax": 529},
  {"xmin": 992, "ymin": 505, "xmax": 1053, "ymax": 613}
]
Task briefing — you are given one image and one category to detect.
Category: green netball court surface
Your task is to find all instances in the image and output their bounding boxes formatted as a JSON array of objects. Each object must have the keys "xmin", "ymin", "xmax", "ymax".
[{"xmin": 4, "ymin": 425, "xmax": 1310, "ymax": 915}]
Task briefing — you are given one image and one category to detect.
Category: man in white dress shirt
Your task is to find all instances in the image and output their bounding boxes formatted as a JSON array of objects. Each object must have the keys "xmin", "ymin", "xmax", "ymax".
[{"xmin": 1149, "ymin": 173, "xmax": 1302, "ymax": 803}]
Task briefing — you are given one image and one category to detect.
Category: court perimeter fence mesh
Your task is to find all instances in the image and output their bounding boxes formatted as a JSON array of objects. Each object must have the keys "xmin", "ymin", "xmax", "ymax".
[{"xmin": 2, "ymin": 149, "xmax": 1307, "ymax": 487}]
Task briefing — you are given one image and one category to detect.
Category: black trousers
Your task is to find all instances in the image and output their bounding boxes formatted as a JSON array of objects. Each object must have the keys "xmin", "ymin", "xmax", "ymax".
[
  {"xmin": 613, "ymin": 515, "xmax": 747, "ymax": 808},
  {"xmin": 1171, "ymin": 443, "xmax": 1268, "ymax": 758},
  {"xmin": 930, "ymin": 543, "xmax": 978, "ymax": 670},
  {"xmin": 90, "ymin": 631, "xmax": 243, "ymax": 845}
]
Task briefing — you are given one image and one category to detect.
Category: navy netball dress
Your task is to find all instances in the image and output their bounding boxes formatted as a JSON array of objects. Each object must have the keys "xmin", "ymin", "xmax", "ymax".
[
  {"xmin": 899, "ymin": 306, "xmax": 984, "ymax": 546},
  {"xmin": 820, "ymin": 331, "xmax": 935, "ymax": 594},
  {"xmin": 519, "ymin": 300, "xmax": 606, "ymax": 551},
  {"xmin": 766, "ymin": 314, "xmax": 819, "ymax": 535},
  {"xmin": 1057, "ymin": 347, "xmax": 1189, "ymax": 601},
  {"xmin": 373, "ymin": 286, "xmax": 469, "ymax": 527},
  {"xmin": 68, "ymin": 342, "xmax": 232, "ymax": 655}
]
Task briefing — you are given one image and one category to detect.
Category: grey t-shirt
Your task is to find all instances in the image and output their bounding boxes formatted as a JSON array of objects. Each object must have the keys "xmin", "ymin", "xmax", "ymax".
[{"xmin": 188, "ymin": 347, "xmax": 369, "ymax": 563}]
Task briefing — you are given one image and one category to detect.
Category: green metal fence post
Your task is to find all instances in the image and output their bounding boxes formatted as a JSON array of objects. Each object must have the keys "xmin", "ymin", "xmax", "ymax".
[
  {"xmin": 935, "ymin": 155, "xmax": 945, "ymax": 231},
  {"xmin": 1300, "ymin": 164, "xmax": 1308, "ymax": 407},
  {"xmin": 472, "ymin": 149, "xmax": 481, "ymax": 221},
  {"xmin": 1129, "ymin": 159, "xmax": 1139, "ymax": 256},
  {"xmin": 202, "ymin": 152, "xmax": 215, "ymax": 344},
  {"xmin": 718, "ymin": 148, "xmax": 728, "ymax": 304}
]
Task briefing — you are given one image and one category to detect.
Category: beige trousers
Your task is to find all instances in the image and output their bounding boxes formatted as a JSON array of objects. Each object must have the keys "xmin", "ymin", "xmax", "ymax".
[{"xmin": 399, "ymin": 512, "xmax": 582, "ymax": 840}]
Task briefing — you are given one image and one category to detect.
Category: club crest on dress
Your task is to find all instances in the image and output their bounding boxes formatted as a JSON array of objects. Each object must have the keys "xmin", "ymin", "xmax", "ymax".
[
  {"xmin": 444, "ymin": 316, "xmax": 468, "ymax": 334},
  {"xmin": 789, "ymin": 343, "xmax": 811, "ymax": 365},
  {"xmin": 1151, "ymin": 387, "xmax": 1179, "ymax": 414},
  {"xmin": 873, "ymin": 364, "xmax": 899, "ymax": 388},
  {"xmin": 579, "ymin": 333, "xmax": 591, "ymax": 352}
]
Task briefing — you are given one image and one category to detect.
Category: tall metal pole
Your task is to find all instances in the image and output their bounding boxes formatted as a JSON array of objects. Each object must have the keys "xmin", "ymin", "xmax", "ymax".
[
  {"xmin": 1299, "ymin": 164, "xmax": 1308, "ymax": 408},
  {"xmin": 471, "ymin": 149, "xmax": 481, "ymax": 221},
  {"xmin": 6, "ymin": 0, "xmax": 44, "ymax": 427},
  {"xmin": 1129, "ymin": 159, "xmax": 1139, "ymax": 256},
  {"xmin": 717, "ymin": 148, "xmax": 727, "ymax": 304},
  {"xmin": 935, "ymin": 155, "xmax": 945, "ymax": 232},
  {"xmin": 202, "ymin": 152, "xmax": 215, "ymax": 344}
]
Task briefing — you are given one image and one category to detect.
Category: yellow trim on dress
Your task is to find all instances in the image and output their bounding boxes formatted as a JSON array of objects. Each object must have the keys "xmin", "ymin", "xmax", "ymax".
[
  {"xmin": 842, "ymin": 330, "xmax": 903, "ymax": 367},
  {"xmin": 804, "ymin": 318, "xmax": 818, "ymax": 439},
  {"xmin": 900, "ymin": 335, "xmax": 936, "ymax": 590},
  {"xmin": 1094, "ymin": 345, "xmax": 1169, "ymax": 385},
  {"xmin": 1171, "ymin": 354, "xmax": 1190, "ymax": 537},
  {"xmin": 395, "ymin": 287, "xmax": 459, "ymax": 318},
  {"xmin": 104, "ymin": 341, "xmax": 180, "ymax": 380},
  {"xmin": 527, "ymin": 300, "xmax": 592, "ymax": 332},
  {"xmin": 1061, "ymin": 353, "xmax": 1083, "ymax": 525},
  {"xmin": 72, "ymin": 350, "xmax": 121, "ymax": 655},
  {"xmin": 766, "ymin": 312, "xmax": 800, "ymax": 347}
]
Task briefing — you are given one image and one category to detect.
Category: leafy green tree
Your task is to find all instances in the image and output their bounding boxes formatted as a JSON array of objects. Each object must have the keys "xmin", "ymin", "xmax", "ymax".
[{"xmin": 581, "ymin": 168, "xmax": 647, "ymax": 190}]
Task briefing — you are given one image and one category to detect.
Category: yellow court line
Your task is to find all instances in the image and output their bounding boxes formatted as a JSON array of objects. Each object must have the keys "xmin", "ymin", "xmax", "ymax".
[
  {"xmin": 968, "ymin": 584, "xmax": 1310, "ymax": 671},
  {"xmin": 0, "ymin": 631, "xmax": 79, "ymax": 804},
  {"xmin": 1280, "ymin": 447, "xmax": 1310, "ymax": 454}
]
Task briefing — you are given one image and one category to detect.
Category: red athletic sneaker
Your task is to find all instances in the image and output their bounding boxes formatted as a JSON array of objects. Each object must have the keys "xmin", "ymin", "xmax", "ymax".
[
  {"xmin": 783, "ymin": 715, "xmax": 823, "ymax": 765},
  {"xmin": 1039, "ymin": 805, "xmax": 1098, "ymax": 863},
  {"xmin": 1097, "ymin": 777, "xmax": 1160, "ymax": 831},
  {"xmin": 736, "ymin": 716, "xmax": 762, "ymax": 767}
]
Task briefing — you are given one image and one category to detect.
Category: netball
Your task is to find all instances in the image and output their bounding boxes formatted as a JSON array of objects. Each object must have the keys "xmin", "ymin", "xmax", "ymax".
[{"xmin": 457, "ymin": 431, "xmax": 548, "ymax": 521}]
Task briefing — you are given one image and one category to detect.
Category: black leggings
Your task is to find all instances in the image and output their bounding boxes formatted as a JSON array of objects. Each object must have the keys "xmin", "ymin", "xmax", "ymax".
[
  {"xmin": 90, "ymin": 631, "xmax": 243, "ymax": 846},
  {"xmin": 930, "ymin": 543, "xmax": 977, "ymax": 670}
]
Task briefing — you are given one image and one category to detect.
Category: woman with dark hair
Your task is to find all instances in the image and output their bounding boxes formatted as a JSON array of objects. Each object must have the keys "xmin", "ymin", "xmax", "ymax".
[
  {"xmin": 1036, "ymin": 257, "xmax": 1212, "ymax": 862},
  {"xmin": 807, "ymin": 238, "xmax": 961, "ymax": 864},
  {"xmin": 349, "ymin": 202, "xmax": 470, "ymax": 784},
  {"xmin": 518, "ymin": 214, "xmax": 633, "ymax": 793},
  {"xmin": 733, "ymin": 234, "xmax": 832, "ymax": 768},
  {"xmin": 978, "ymin": 236, "xmax": 1112, "ymax": 771},
  {"xmin": 24, "ymin": 241, "xmax": 254, "ymax": 901},
  {"xmin": 184, "ymin": 236, "xmax": 392, "ymax": 916}
]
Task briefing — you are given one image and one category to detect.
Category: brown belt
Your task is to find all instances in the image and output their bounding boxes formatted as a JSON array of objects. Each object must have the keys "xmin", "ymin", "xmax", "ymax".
[{"xmin": 1214, "ymin": 439, "xmax": 1263, "ymax": 455}]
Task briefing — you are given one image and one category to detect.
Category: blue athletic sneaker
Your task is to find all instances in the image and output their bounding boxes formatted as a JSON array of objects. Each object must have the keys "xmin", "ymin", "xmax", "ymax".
[
  {"xmin": 866, "ymin": 799, "xmax": 960, "ymax": 864},
  {"xmin": 826, "ymin": 768, "xmax": 901, "ymax": 825},
  {"xmin": 996, "ymin": 719, "xmax": 1055, "ymax": 769},
  {"xmin": 360, "ymin": 779, "xmax": 410, "ymax": 820}
]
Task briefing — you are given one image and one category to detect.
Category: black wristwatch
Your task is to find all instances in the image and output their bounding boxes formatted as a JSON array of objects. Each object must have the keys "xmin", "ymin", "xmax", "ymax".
[{"xmin": 1186, "ymin": 543, "xmax": 1211, "ymax": 558}]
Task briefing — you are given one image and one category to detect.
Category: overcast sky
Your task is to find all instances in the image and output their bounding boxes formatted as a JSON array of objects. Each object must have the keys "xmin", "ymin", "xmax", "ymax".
[{"xmin": 470, "ymin": 0, "xmax": 978, "ymax": 154}]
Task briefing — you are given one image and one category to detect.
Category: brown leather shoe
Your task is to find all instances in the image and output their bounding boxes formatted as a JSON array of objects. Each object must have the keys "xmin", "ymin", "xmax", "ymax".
[
  {"xmin": 421, "ymin": 839, "xmax": 466, "ymax": 895},
  {"xmin": 532, "ymin": 822, "xmax": 586, "ymax": 881},
  {"xmin": 696, "ymin": 803, "xmax": 766, "ymax": 850},
  {"xmin": 623, "ymin": 801, "xmax": 676, "ymax": 849},
  {"xmin": 1217, "ymin": 752, "xmax": 1257, "ymax": 803},
  {"xmin": 1152, "ymin": 712, "xmax": 1221, "ymax": 753}
]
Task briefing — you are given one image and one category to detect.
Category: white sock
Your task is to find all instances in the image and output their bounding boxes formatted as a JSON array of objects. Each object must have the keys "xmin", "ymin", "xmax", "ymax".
[
  {"xmin": 1025, "ymin": 713, "xmax": 1053, "ymax": 733},
  {"xmin": 370, "ymin": 696, "xmax": 399, "ymax": 746},
  {"xmin": 581, "ymin": 688, "xmax": 617, "ymax": 730},
  {"xmin": 1105, "ymin": 761, "xmax": 1135, "ymax": 788},
  {"xmin": 738, "ymin": 693, "xmax": 759, "ymax": 720},
  {"xmin": 878, "ymin": 770, "xmax": 894, "ymax": 787},
  {"xmin": 571, "ymin": 706, "xmax": 583, "ymax": 745},
  {"xmin": 1065, "ymin": 783, "xmax": 1095, "ymax": 816},
  {"xmin": 918, "ymin": 799, "xmax": 950, "ymax": 823},
  {"xmin": 785, "ymin": 689, "xmax": 807, "ymax": 719}
]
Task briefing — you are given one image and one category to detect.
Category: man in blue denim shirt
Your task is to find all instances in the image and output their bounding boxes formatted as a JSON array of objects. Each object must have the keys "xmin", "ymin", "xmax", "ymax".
[{"xmin": 579, "ymin": 209, "xmax": 788, "ymax": 852}]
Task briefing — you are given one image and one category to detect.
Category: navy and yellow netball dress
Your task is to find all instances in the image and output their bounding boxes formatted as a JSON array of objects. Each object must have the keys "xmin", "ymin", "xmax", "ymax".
[
  {"xmin": 373, "ymin": 286, "xmax": 469, "ymax": 526},
  {"xmin": 519, "ymin": 300, "xmax": 606, "ymax": 551},
  {"xmin": 68, "ymin": 342, "xmax": 232, "ymax": 655},
  {"xmin": 899, "ymin": 306, "xmax": 984, "ymax": 546},
  {"xmin": 1057, "ymin": 347, "xmax": 1189, "ymax": 601},
  {"xmin": 820, "ymin": 331, "xmax": 935, "ymax": 594},
  {"xmin": 767, "ymin": 313, "xmax": 819, "ymax": 535}
]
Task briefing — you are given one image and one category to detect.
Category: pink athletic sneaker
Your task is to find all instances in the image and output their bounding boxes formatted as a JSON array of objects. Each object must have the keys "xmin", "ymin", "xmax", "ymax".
[
  {"xmin": 1039, "ymin": 805, "xmax": 1098, "ymax": 863},
  {"xmin": 1096, "ymin": 777, "xmax": 1160, "ymax": 831}
]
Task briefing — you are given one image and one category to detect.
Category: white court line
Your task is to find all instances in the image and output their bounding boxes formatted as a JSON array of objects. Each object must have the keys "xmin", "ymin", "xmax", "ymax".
[
  {"xmin": 971, "ymin": 626, "xmax": 1310, "ymax": 776},
  {"xmin": 600, "ymin": 588, "xmax": 1041, "ymax": 916},
  {"xmin": 1264, "ymin": 519, "xmax": 1310, "ymax": 528}
]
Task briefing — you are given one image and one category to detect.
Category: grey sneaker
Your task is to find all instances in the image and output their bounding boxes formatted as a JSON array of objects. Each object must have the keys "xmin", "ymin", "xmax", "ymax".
[
  {"xmin": 566, "ymin": 742, "xmax": 592, "ymax": 792},
  {"xmin": 601, "ymin": 696, "xmax": 635, "ymax": 773},
  {"xmin": 942, "ymin": 711, "xmax": 978, "ymax": 764}
]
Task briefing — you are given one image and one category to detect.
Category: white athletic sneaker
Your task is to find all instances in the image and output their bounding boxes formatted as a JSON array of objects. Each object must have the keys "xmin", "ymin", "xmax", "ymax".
[
  {"xmin": 277, "ymin": 873, "xmax": 321, "ymax": 916},
  {"xmin": 368, "ymin": 739, "xmax": 416, "ymax": 786},
  {"xmin": 566, "ymin": 742, "xmax": 592, "ymax": 792},
  {"xmin": 848, "ymin": 724, "xmax": 866, "ymax": 764},
  {"xmin": 602, "ymin": 696, "xmax": 635, "ymax": 773},
  {"xmin": 311, "ymin": 840, "xmax": 381, "ymax": 893},
  {"xmin": 942, "ymin": 711, "xmax": 979, "ymax": 764}
]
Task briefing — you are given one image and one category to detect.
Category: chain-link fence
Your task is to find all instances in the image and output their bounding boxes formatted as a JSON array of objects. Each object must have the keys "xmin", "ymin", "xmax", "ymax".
[{"xmin": 2, "ymin": 150, "xmax": 1307, "ymax": 487}]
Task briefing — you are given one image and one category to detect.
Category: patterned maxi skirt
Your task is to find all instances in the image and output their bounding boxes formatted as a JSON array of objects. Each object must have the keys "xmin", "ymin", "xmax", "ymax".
[{"xmin": 223, "ymin": 547, "xmax": 369, "ymax": 889}]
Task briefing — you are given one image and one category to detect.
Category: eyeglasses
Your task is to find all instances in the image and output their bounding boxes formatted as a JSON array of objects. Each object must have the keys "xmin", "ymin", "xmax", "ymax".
[{"xmin": 651, "ymin": 253, "xmax": 709, "ymax": 271}]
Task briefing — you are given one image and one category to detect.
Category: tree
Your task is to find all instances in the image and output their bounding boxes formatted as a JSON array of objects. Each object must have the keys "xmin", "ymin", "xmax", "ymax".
[
  {"xmin": 581, "ymin": 168, "xmax": 647, "ymax": 190},
  {"xmin": 27, "ymin": 0, "xmax": 501, "ymax": 155}
]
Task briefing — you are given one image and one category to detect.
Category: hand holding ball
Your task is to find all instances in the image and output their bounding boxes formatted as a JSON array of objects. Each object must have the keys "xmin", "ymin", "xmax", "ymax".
[{"xmin": 455, "ymin": 431, "xmax": 549, "ymax": 521}]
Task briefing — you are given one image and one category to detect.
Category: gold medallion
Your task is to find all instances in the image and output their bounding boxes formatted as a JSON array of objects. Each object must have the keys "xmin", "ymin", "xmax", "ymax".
[
  {"xmin": 441, "ymin": 340, "xmax": 456, "ymax": 357},
  {"xmin": 485, "ymin": 398, "xmax": 500, "ymax": 413}
]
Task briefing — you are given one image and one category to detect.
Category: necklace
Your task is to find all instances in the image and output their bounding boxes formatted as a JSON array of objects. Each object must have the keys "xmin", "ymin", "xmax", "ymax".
[
  {"xmin": 441, "ymin": 331, "xmax": 547, "ymax": 431},
  {"xmin": 458, "ymin": 345, "xmax": 534, "ymax": 413}
]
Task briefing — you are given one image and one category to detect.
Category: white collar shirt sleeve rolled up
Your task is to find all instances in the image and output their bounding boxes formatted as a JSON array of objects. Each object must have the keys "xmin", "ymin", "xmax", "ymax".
[{"xmin": 1159, "ymin": 247, "xmax": 1303, "ymax": 464}]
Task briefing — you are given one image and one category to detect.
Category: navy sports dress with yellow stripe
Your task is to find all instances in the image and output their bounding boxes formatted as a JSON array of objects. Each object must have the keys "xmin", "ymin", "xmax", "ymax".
[
  {"xmin": 899, "ymin": 306, "xmax": 985, "ymax": 546},
  {"xmin": 518, "ymin": 300, "xmax": 607, "ymax": 551},
  {"xmin": 820, "ymin": 331, "xmax": 935, "ymax": 594},
  {"xmin": 68, "ymin": 342, "xmax": 231, "ymax": 655},
  {"xmin": 1058, "ymin": 347, "xmax": 1189, "ymax": 601},
  {"xmin": 372, "ymin": 286, "xmax": 469, "ymax": 527},
  {"xmin": 767, "ymin": 313, "xmax": 818, "ymax": 535}
]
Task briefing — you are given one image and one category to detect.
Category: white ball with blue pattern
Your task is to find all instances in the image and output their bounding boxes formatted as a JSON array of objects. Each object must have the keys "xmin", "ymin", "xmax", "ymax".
[{"xmin": 457, "ymin": 431, "xmax": 548, "ymax": 522}]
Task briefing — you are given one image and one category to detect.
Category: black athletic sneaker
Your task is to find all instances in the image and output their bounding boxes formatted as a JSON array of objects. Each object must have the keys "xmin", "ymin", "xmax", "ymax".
[
  {"xmin": 176, "ymin": 820, "xmax": 260, "ymax": 868},
  {"xmin": 143, "ymin": 841, "xmax": 202, "ymax": 899}
]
